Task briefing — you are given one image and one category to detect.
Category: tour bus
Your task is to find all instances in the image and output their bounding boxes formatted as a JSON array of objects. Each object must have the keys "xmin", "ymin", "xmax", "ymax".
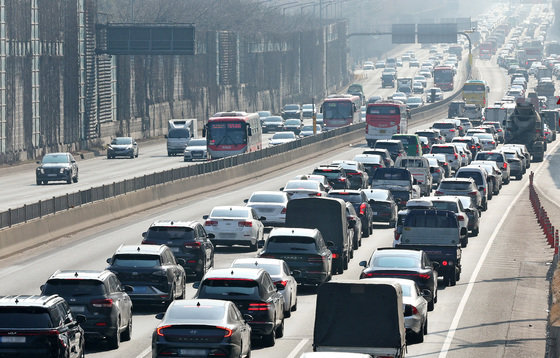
[
  {"xmin": 204, "ymin": 111, "xmax": 262, "ymax": 159},
  {"xmin": 433, "ymin": 65, "xmax": 455, "ymax": 91},
  {"xmin": 320, "ymin": 94, "xmax": 361, "ymax": 130},
  {"xmin": 365, "ymin": 101, "xmax": 409, "ymax": 148},
  {"xmin": 463, "ymin": 80, "xmax": 489, "ymax": 108}
]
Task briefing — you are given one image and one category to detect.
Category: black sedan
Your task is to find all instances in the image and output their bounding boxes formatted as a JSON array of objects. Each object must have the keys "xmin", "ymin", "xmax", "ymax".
[
  {"xmin": 283, "ymin": 119, "xmax": 303, "ymax": 135},
  {"xmin": 327, "ymin": 190, "xmax": 374, "ymax": 237},
  {"xmin": 142, "ymin": 221, "xmax": 215, "ymax": 280},
  {"xmin": 362, "ymin": 189, "xmax": 399, "ymax": 227},
  {"xmin": 152, "ymin": 299, "xmax": 252, "ymax": 358},
  {"xmin": 106, "ymin": 244, "xmax": 186, "ymax": 307},
  {"xmin": 359, "ymin": 248, "xmax": 438, "ymax": 311},
  {"xmin": 36, "ymin": 152, "xmax": 78, "ymax": 185}
]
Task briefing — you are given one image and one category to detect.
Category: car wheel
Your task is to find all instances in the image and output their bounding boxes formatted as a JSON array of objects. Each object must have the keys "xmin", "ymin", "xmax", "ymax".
[
  {"xmin": 461, "ymin": 236, "xmax": 468, "ymax": 248},
  {"xmin": 336, "ymin": 260, "xmax": 344, "ymax": 275},
  {"xmin": 343, "ymin": 253, "xmax": 349, "ymax": 270},
  {"xmin": 121, "ymin": 316, "xmax": 132, "ymax": 341},
  {"xmin": 275, "ymin": 318, "xmax": 285, "ymax": 338},
  {"xmin": 349, "ymin": 247, "xmax": 354, "ymax": 259},
  {"xmin": 424, "ymin": 317, "xmax": 428, "ymax": 335},
  {"xmin": 415, "ymin": 324, "xmax": 425, "ymax": 343},
  {"xmin": 291, "ymin": 297, "xmax": 297, "ymax": 312},
  {"xmin": 362, "ymin": 226, "xmax": 370, "ymax": 238},
  {"xmin": 42, "ymin": 180, "xmax": 47, "ymax": 185},
  {"xmin": 428, "ymin": 297, "xmax": 435, "ymax": 311},
  {"xmin": 482, "ymin": 199, "xmax": 488, "ymax": 211},
  {"xmin": 472, "ymin": 226, "xmax": 479, "ymax": 236},
  {"xmin": 449, "ymin": 271, "xmax": 457, "ymax": 286},
  {"xmin": 249, "ymin": 238, "xmax": 258, "ymax": 252},
  {"xmin": 517, "ymin": 174, "xmax": 522, "ymax": 180},
  {"xmin": 456, "ymin": 269, "xmax": 461, "ymax": 282},
  {"xmin": 504, "ymin": 177, "xmax": 510, "ymax": 184},
  {"xmin": 263, "ymin": 326, "xmax": 276, "ymax": 347},
  {"xmin": 108, "ymin": 318, "xmax": 120, "ymax": 349},
  {"xmin": 66, "ymin": 177, "xmax": 72, "ymax": 184},
  {"xmin": 73, "ymin": 175, "xmax": 78, "ymax": 183},
  {"xmin": 36, "ymin": 179, "xmax": 41, "ymax": 185}
]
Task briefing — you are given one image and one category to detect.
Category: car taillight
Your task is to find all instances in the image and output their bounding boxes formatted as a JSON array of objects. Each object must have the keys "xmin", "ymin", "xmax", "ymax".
[
  {"xmin": 454, "ymin": 153, "xmax": 458, "ymax": 159},
  {"xmin": 442, "ymin": 260, "xmax": 448, "ymax": 266},
  {"xmin": 185, "ymin": 242, "xmax": 201, "ymax": 247},
  {"xmin": 457, "ymin": 215, "xmax": 464, "ymax": 221},
  {"xmin": 248, "ymin": 303, "xmax": 271, "ymax": 311},
  {"xmin": 497, "ymin": 129, "xmax": 502, "ymax": 132},
  {"xmin": 491, "ymin": 141, "xmax": 495, "ymax": 145},
  {"xmin": 216, "ymin": 326, "xmax": 233, "ymax": 338},
  {"xmin": 156, "ymin": 325, "xmax": 171, "ymax": 337},
  {"xmin": 91, "ymin": 298, "xmax": 113, "ymax": 308},
  {"xmin": 238, "ymin": 221, "xmax": 253, "ymax": 227},
  {"xmin": 360, "ymin": 272, "xmax": 374, "ymax": 278},
  {"xmin": 503, "ymin": 162, "xmax": 507, "ymax": 169},
  {"xmin": 469, "ymin": 191, "xmax": 478, "ymax": 195},
  {"xmin": 205, "ymin": 220, "xmax": 218, "ymax": 226},
  {"xmin": 417, "ymin": 274, "xmax": 430, "ymax": 280},
  {"xmin": 314, "ymin": 192, "xmax": 322, "ymax": 196},
  {"xmin": 332, "ymin": 253, "xmax": 339, "ymax": 259},
  {"xmin": 281, "ymin": 207, "xmax": 287, "ymax": 214},
  {"xmin": 360, "ymin": 203, "xmax": 366, "ymax": 215},
  {"xmin": 435, "ymin": 168, "xmax": 441, "ymax": 173},
  {"xmin": 274, "ymin": 280, "xmax": 288, "ymax": 287},
  {"xmin": 449, "ymin": 129, "xmax": 456, "ymax": 132},
  {"xmin": 461, "ymin": 154, "xmax": 465, "ymax": 157},
  {"xmin": 338, "ymin": 178, "xmax": 346, "ymax": 182}
]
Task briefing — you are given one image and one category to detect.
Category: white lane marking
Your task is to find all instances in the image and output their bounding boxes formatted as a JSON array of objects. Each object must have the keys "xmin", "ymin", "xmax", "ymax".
[
  {"xmin": 438, "ymin": 140, "xmax": 559, "ymax": 357},
  {"xmin": 287, "ymin": 338, "xmax": 310, "ymax": 358},
  {"xmin": 135, "ymin": 346, "xmax": 151, "ymax": 358}
]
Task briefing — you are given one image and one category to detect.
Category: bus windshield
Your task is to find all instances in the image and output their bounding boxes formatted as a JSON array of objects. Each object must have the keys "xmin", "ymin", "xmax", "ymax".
[
  {"xmin": 208, "ymin": 122, "xmax": 247, "ymax": 146},
  {"xmin": 323, "ymin": 101, "xmax": 353, "ymax": 119}
]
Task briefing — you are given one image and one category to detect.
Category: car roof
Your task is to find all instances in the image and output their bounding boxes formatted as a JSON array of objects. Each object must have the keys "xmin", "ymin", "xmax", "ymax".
[
  {"xmin": 374, "ymin": 248, "xmax": 422, "ymax": 258},
  {"xmin": 441, "ymin": 177, "xmax": 475, "ymax": 183},
  {"xmin": 250, "ymin": 190, "xmax": 287, "ymax": 196},
  {"xmin": 47, "ymin": 270, "xmax": 112, "ymax": 281},
  {"xmin": 149, "ymin": 220, "xmax": 200, "ymax": 228},
  {"xmin": 232, "ymin": 258, "xmax": 284, "ymax": 268},
  {"xmin": 204, "ymin": 268, "xmax": 265, "ymax": 280},
  {"xmin": 329, "ymin": 189, "xmax": 362, "ymax": 195},
  {"xmin": 211, "ymin": 206, "xmax": 250, "ymax": 212},
  {"xmin": 0, "ymin": 295, "xmax": 63, "ymax": 308},
  {"xmin": 376, "ymin": 139, "xmax": 401, "ymax": 144},
  {"xmin": 114, "ymin": 244, "xmax": 166, "ymax": 255},
  {"xmin": 269, "ymin": 227, "xmax": 319, "ymax": 237},
  {"xmin": 430, "ymin": 195, "xmax": 461, "ymax": 203}
]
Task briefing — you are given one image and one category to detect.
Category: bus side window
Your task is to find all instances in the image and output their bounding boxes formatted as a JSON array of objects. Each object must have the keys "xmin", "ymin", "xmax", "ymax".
[{"xmin": 247, "ymin": 125, "xmax": 252, "ymax": 136}]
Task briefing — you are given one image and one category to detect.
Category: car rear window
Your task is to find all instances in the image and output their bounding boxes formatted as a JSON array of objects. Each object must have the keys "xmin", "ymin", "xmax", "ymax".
[
  {"xmin": 211, "ymin": 208, "xmax": 250, "ymax": 218},
  {"xmin": 165, "ymin": 304, "xmax": 225, "ymax": 321},
  {"xmin": 439, "ymin": 181, "xmax": 471, "ymax": 190},
  {"xmin": 398, "ymin": 159, "xmax": 424, "ymax": 167},
  {"xmin": 431, "ymin": 146, "xmax": 454, "ymax": 154},
  {"xmin": 111, "ymin": 254, "xmax": 161, "ymax": 268},
  {"xmin": 372, "ymin": 255, "xmax": 419, "ymax": 268},
  {"xmin": 312, "ymin": 169, "xmax": 342, "ymax": 179},
  {"xmin": 328, "ymin": 193, "xmax": 362, "ymax": 203},
  {"xmin": 372, "ymin": 169, "xmax": 409, "ymax": 180},
  {"xmin": 285, "ymin": 181, "xmax": 319, "ymax": 190},
  {"xmin": 431, "ymin": 201, "xmax": 459, "ymax": 212},
  {"xmin": 249, "ymin": 193, "xmax": 285, "ymax": 203},
  {"xmin": 266, "ymin": 235, "xmax": 318, "ymax": 252},
  {"xmin": 432, "ymin": 123, "xmax": 454, "ymax": 129},
  {"xmin": 475, "ymin": 152, "xmax": 503, "ymax": 161},
  {"xmin": 456, "ymin": 171, "xmax": 483, "ymax": 185},
  {"xmin": 374, "ymin": 142, "xmax": 399, "ymax": 152},
  {"xmin": 199, "ymin": 279, "xmax": 259, "ymax": 297},
  {"xmin": 232, "ymin": 262, "xmax": 281, "ymax": 276},
  {"xmin": 404, "ymin": 212, "xmax": 457, "ymax": 228},
  {"xmin": 0, "ymin": 307, "xmax": 53, "ymax": 328},
  {"xmin": 43, "ymin": 279, "xmax": 106, "ymax": 297},
  {"xmin": 146, "ymin": 227, "xmax": 194, "ymax": 241}
]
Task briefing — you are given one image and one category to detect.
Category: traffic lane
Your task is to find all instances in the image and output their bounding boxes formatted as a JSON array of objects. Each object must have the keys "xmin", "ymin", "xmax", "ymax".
[
  {"xmin": 476, "ymin": 58, "xmax": 508, "ymax": 105},
  {"xmin": 0, "ymin": 129, "xmax": 281, "ymax": 211},
  {"xmin": 0, "ymin": 141, "xmax": 369, "ymax": 358}
]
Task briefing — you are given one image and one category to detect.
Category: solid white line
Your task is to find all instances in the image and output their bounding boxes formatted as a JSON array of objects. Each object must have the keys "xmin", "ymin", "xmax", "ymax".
[
  {"xmin": 286, "ymin": 338, "xmax": 310, "ymax": 358},
  {"xmin": 438, "ymin": 142, "xmax": 557, "ymax": 357},
  {"xmin": 135, "ymin": 346, "xmax": 151, "ymax": 358}
]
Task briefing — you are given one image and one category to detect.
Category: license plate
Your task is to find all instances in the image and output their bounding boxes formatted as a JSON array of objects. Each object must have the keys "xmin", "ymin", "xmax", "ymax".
[
  {"xmin": 171, "ymin": 247, "xmax": 181, "ymax": 253},
  {"xmin": 132, "ymin": 286, "xmax": 148, "ymax": 293},
  {"xmin": 48, "ymin": 174, "xmax": 57, "ymax": 177},
  {"xmin": 179, "ymin": 349, "xmax": 207, "ymax": 355},
  {"xmin": 380, "ymin": 130, "xmax": 386, "ymax": 133},
  {"xmin": 373, "ymin": 212, "xmax": 378, "ymax": 215},
  {"xmin": 70, "ymin": 306, "xmax": 86, "ymax": 313},
  {"xmin": 0, "ymin": 337, "xmax": 25, "ymax": 343}
]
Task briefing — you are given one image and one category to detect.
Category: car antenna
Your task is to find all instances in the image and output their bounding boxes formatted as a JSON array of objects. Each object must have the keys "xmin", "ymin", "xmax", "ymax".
[
  {"xmin": 197, "ymin": 301, "xmax": 200, "ymax": 307},
  {"xmin": 254, "ymin": 261, "xmax": 258, "ymax": 266},
  {"xmin": 137, "ymin": 247, "xmax": 141, "ymax": 252},
  {"xmin": 74, "ymin": 272, "xmax": 79, "ymax": 278},
  {"xmin": 231, "ymin": 270, "xmax": 234, "ymax": 275}
]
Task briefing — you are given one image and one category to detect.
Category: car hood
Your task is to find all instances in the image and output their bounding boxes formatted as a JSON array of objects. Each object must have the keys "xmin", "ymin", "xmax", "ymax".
[
  {"xmin": 40, "ymin": 163, "xmax": 71, "ymax": 169},
  {"xmin": 109, "ymin": 144, "xmax": 132, "ymax": 149},
  {"xmin": 185, "ymin": 145, "xmax": 207, "ymax": 151}
]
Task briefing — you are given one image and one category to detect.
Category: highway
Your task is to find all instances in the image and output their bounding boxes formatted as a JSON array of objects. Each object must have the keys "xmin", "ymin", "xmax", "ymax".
[{"xmin": 0, "ymin": 34, "xmax": 553, "ymax": 358}]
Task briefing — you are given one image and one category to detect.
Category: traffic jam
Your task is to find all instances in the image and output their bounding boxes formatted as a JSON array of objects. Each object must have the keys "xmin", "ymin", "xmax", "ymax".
[{"xmin": 0, "ymin": 3, "xmax": 557, "ymax": 358}]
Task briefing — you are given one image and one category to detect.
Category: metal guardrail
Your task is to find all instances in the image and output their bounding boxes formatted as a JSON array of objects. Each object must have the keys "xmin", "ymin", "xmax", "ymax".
[{"xmin": 0, "ymin": 123, "xmax": 365, "ymax": 229}]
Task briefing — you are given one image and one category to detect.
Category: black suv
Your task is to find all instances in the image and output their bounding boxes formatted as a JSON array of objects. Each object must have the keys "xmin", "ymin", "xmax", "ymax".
[
  {"xmin": 0, "ymin": 295, "xmax": 85, "ymax": 357},
  {"xmin": 36, "ymin": 152, "xmax": 79, "ymax": 185},
  {"xmin": 40, "ymin": 270, "xmax": 133, "ymax": 349},
  {"xmin": 194, "ymin": 267, "xmax": 285, "ymax": 347},
  {"xmin": 327, "ymin": 190, "xmax": 374, "ymax": 238},
  {"xmin": 374, "ymin": 139, "xmax": 406, "ymax": 161},
  {"xmin": 106, "ymin": 245, "xmax": 186, "ymax": 306},
  {"xmin": 312, "ymin": 165, "xmax": 350, "ymax": 189},
  {"xmin": 142, "ymin": 221, "xmax": 215, "ymax": 280}
]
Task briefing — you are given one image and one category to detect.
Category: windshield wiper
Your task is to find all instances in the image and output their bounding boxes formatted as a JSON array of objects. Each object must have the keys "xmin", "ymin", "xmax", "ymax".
[{"xmin": 222, "ymin": 292, "xmax": 249, "ymax": 296}]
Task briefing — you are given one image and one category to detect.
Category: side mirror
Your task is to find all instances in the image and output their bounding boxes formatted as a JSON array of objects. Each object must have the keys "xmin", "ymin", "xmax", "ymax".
[
  {"xmin": 207, "ymin": 233, "xmax": 215, "ymax": 239},
  {"xmin": 164, "ymin": 134, "xmax": 168, "ymax": 139},
  {"xmin": 40, "ymin": 284, "xmax": 45, "ymax": 292},
  {"xmin": 257, "ymin": 239, "xmax": 265, "ymax": 248},
  {"xmin": 106, "ymin": 258, "xmax": 112, "ymax": 264},
  {"xmin": 432, "ymin": 262, "xmax": 440, "ymax": 270},
  {"xmin": 123, "ymin": 285, "xmax": 134, "ymax": 293},
  {"xmin": 176, "ymin": 258, "xmax": 187, "ymax": 266},
  {"xmin": 243, "ymin": 199, "xmax": 248, "ymax": 203},
  {"xmin": 359, "ymin": 260, "xmax": 367, "ymax": 267},
  {"xmin": 203, "ymin": 215, "xmax": 209, "ymax": 220},
  {"xmin": 193, "ymin": 281, "xmax": 201, "ymax": 289},
  {"xmin": 421, "ymin": 289, "xmax": 432, "ymax": 300},
  {"xmin": 276, "ymin": 282, "xmax": 286, "ymax": 291},
  {"xmin": 259, "ymin": 216, "xmax": 267, "ymax": 221},
  {"xmin": 247, "ymin": 125, "xmax": 252, "ymax": 137},
  {"xmin": 142, "ymin": 232, "xmax": 147, "ymax": 238},
  {"xmin": 279, "ymin": 187, "xmax": 284, "ymax": 191},
  {"xmin": 502, "ymin": 120, "xmax": 506, "ymax": 126},
  {"xmin": 75, "ymin": 314, "xmax": 87, "ymax": 325},
  {"xmin": 202, "ymin": 128, "xmax": 207, "ymax": 137},
  {"xmin": 326, "ymin": 241, "xmax": 334, "ymax": 248},
  {"xmin": 460, "ymin": 227, "xmax": 467, "ymax": 236},
  {"xmin": 155, "ymin": 312, "xmax": 165, "ymax": 320},
  {"xmin": 413, "ymin": 178, "xmax": 418, "ymax": 185},
  {"xmin": 36, "ymin": 160, "xmax": 41, "ymax": 164},
  {"xmin": 243, "ymin": 314, "xmax": 254, "ymax": 322}
]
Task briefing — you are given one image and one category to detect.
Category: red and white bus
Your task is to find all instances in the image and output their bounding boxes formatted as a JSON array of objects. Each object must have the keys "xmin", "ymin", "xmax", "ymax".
[
  {"xmin": 365, "ymin": 101, "xmax": 409, "ymax": 148},
  {"xmin": 205, "ymin": 112, "xmax": 262, "ymax": 159},
  {"xmin": 320, "ymin": 94, "xmax": 361, "ymax": 129},
  {"xmin": 433, "ymin": 66, "xmax": 455, "ymax": 91}
]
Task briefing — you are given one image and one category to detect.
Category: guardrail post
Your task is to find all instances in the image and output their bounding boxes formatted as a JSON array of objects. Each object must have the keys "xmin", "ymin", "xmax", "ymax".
[
  {"xmin": 52, "ymin": 196, "xmax": 56, "ymax": 214},
  {"xmin": 23, "ymin": 204, "xmax": 27, "ymax": 223},
  {"xmin": 7, "ymin": 208, "xmax": 11, "ymax": 227},
  {"xmin": 38, "ymin": 200, "xmax": 42, "ymax": 218},
  {"xmin": 555, "ymin": 230, "xmax": 559, "ymax": 256},
  {"xmin": 66, "ymin": 193, "xmax": 70, "ymax": 210}
]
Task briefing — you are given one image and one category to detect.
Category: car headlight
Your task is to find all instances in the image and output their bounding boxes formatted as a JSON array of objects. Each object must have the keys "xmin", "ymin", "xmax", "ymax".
[
  {"xmin": 37, "ymin": 168, "xmax": 44, "ymax": 174},
  {"xmin": 107, "ymin": 145, "xmax": 113, "ymax": 150}
]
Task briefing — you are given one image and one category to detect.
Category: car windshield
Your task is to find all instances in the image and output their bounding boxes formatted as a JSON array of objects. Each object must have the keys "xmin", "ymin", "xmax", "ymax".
[
  {"xmin": 199, "ymin": 279, "xmax": 259, "ymax": 297},
  {"xmin": 111, "ymin": 137, "xmax": 132, "ymax": 145},
  {"xmin": 439, "ymin": 181, "xmax": 471, "ymax": 190},
  {"xmin": 232, "ymin": 262, "xmax": 281, "ymax": 276},
  {"xmin": 457, "ymin": 171, "xmax": 483, "ymax": 185},
  {"xmin": 266, "ymin": 235, "xmax": 318, "ymax": 252},
  {"xmin": 504, "ymin": 152, "xmax": 517, "ymax": 160},
  {"xmin": 146, "ymin": 227, "xmax": 195, "ymax": 241},
  {"xmin": 302, "ymin": 104, "xmax": 314, "ymax": 110},
  {"xmin": 265, "ymin": 117, "xmax": 282, "ymax": 123},
  {"xmin": 285, "ymin": 181, "xmax": 319, "ymax": 190},
  {"xmin": 373, "ymin": 169, "xmax": 408, "ymax": 180},
  {"xmin": 249, "ymin": 193, "xmax": 285, "ymax": 203},
  {"xmin": 0, "ymin": 308, "xmax": 53, "ymax": 329},
  {"xmin": 372, "ymin": 255, "xmax": 420, "ymax": 268},
  {"xmin": 432, "ymin": 123, "xmax": 454, "ymax": 129},
  {"xmin": 375, "ymin": 143, "xmax": 399, "ymax": 152},
  {"xmin": 111, "ymin": 254, "xmax": 161, "ymax": 268},
  {"xmin": 272, "ymin": 133, "xmax": 295, "ymax": 139},
  {"xmin": 285, "ymin": 120, "xmax": 301, "ymax": 125},
  {"xmin": 432, "ymin": 201, "xmax": 459, "ymax": 212},
  {"xmin": 188, "ymin": 139, "xmax": 207, "ymax": 147},
  {"xmin": 328, "ymin": 193, "xmax": 361, "ymax": 203},
  {"xmin": 284, "ymin": 105, "xmax": 299, "ymax": 111},
  {"xmin": 43, "ymin": 279, "xmax": 106, "ymax": 297},
  {"xmin": 211, "ymin": 208, "xmax": 250, "ymax": 218},
  {"xmin": 313, "ymin": 169, "xmax": 342, "ymax": 179},
  {"xmin": 42, "ymin": 154, "xmax": 69, "ymax": 164}
]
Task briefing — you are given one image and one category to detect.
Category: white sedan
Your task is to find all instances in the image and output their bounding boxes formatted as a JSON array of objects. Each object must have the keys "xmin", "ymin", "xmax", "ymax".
[
  {"xmin": 244, "ymin": 191, "xmax": 289, "ymax": 227},
  {"xmin": 203, "ymin": 206, "xmax": 264, "ymax": 250},
  {"xmin": 231, "ymin": 258, "xmax": 298, "ymax": 317},
  {"xmin": 269, "ymin": 131, "xmax": 297, "ymax": 146},
  {"xmin": 281, "ymin": 180, "xmax": 328, "ymax": 200}
]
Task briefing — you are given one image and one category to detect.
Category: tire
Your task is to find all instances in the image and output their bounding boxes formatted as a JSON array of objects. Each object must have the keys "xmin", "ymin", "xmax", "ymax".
[
  {"xmin": 249, "ymin": 237, "xmax": 258, "ymax": 251},
  {"xmin": 456, "ymin": 269, "xmax": 461, "ymax": 282},
  {"xmin": 424, "ymin": 317, "xmax": 428, "ymax": 335},
  {"xmin": 517, "ymin": 174, "xmax": 522, "ymax": 180},
  {"xmin": 449, "ymin": 271, "xmax": 457, "ymax": 286},
  {"xmin": 343, "ymin": 253, "xmax": 349, "ymax": 270},
  {"xmin": 275, "ymin": 318, "xmax": 284, "ymax": 338},
  {"xmin": 362, "ymin": 225, "xmax": 370, "ymax": 238},
  {"xmin": 36, "ymin": 179, "xmax": 41, "ymax": 185},
  {"xmin": 472, "ymin": 226, "xmax": 479, "ymax": 236},
  {"xmin": 66, "ymin": 178, "xmax": 72, "ymax": 184},
  {"xmin": 415, "ymin": 325, "xmax": 425, "ymax": 343},
  {"xmin": 108, "ymin": 318, "xmax": 120, "ymax": 349},
  {"xmin": 73, "ymin": 175, "xmax": 78, "ymax": 183},
  {"xmin": 121, "ymin": 316, "xmax": 132, "ymax": 341},
  {"xmin": 461, "ymin": 236, "xmax": 468, "ymax": 248},
  {"xmin": 482, "ymin": 199, "xmax": 488, "ymax": 211},
  {"xmin": 504, "ymin": 176, "xmax": 510, "ymax": 184},
  {"xmin": 336, "ymin": 260, "xmax": 344, "ymax": 275},
  {"xmin": 263, "ymin": 327, "xmax": 276, "ymax": 347},
  {"xmin": 428, "ymin": 297, "xmax": 435, "ymax": 311},
  {"xmin": 291, "ymin": 298, "xmax": 298, "ymax": 312}
]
